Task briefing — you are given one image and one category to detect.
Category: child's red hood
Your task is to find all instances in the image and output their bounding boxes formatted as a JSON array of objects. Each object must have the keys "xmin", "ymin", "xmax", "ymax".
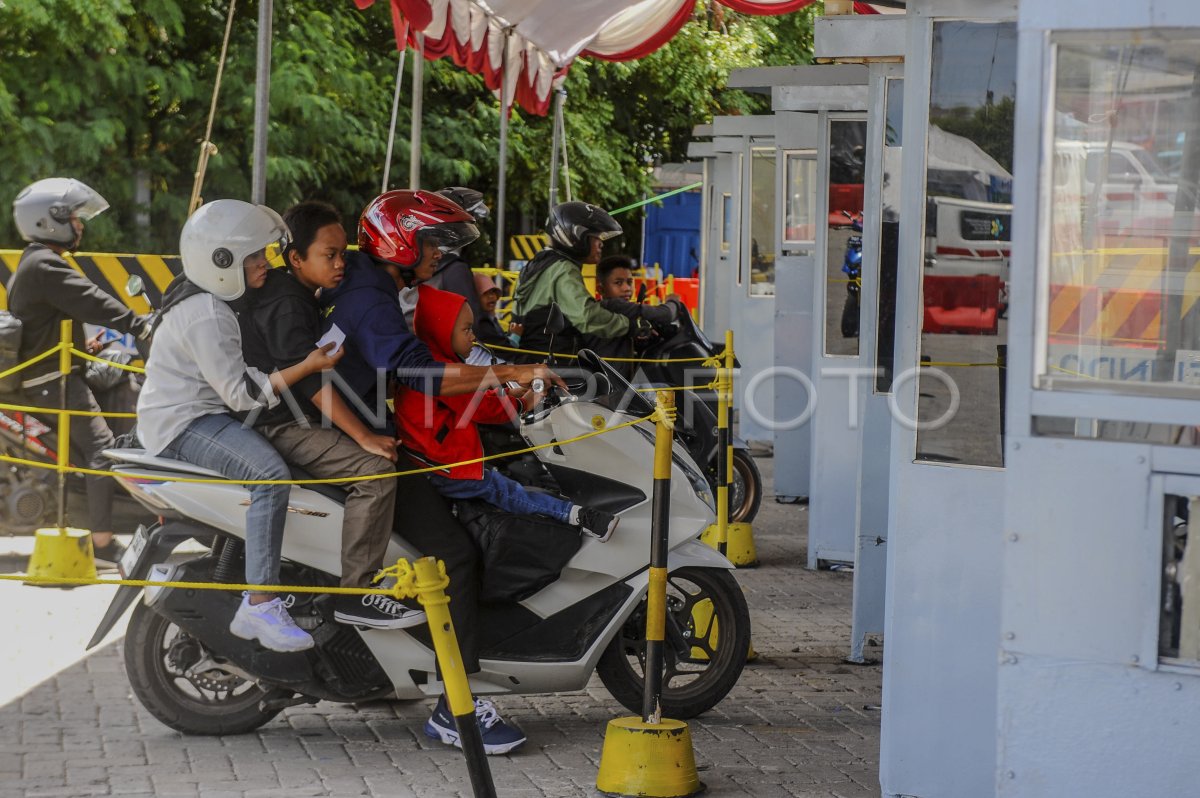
[{"xmin": 413, "ymin": 284, "xmax": 467, "ymax": 362}]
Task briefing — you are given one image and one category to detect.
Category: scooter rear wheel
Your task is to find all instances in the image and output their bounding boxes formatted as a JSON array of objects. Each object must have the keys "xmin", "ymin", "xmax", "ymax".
[
  {"xmin": 124, "ymin": 602, "xmax": 281, "ymax": 735},
  {"xmin": 730, "ymin": 448, "xmax": 762, "ymax": 524},
  {"xmin": 596, "ymin": 566, "xmax": 750, "ymax": 719}
]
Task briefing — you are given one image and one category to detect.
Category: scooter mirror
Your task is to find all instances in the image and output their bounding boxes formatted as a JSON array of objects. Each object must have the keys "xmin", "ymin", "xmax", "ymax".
[{"xmin": 125, "ymin": 275, "xmax": 146, "ymax": 299}]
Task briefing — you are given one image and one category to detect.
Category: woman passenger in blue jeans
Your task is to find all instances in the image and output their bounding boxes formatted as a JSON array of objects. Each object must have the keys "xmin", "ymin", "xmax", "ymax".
[{"xmin": 137, "ymin": 200, "xmax": 341, "ymax": 653}]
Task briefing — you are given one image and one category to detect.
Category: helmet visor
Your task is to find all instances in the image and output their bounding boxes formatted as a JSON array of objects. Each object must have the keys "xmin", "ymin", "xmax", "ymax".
[
  {"xmin": 420, "ymin": 221, "xmax": 480, "ymax": 253},
  {"xmin": 63, "ymin": 181, "xmax": 110, "ymax": 221}
]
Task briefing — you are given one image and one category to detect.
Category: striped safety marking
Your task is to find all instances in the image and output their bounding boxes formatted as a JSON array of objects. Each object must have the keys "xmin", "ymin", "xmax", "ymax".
[
  {"xmin": 0, "ymin": 249, "xmax": 181, "ymax": 312},
  {"xmin": 1048, "ymin": 246, "xmax": 1200, "ymax": 346},
  {"xmin": 509, "ymin": 234, "xmax": 548, "ymax": 261}
]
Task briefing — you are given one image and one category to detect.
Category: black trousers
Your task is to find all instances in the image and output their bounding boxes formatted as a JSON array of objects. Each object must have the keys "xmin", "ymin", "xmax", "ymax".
[
  {"xmin": 391, "ymin": 472, "xmax": 482, "ymax": 674},
  {"xmin": 23, "ymin": 374, "xmax": 116, "ymax": 532}
]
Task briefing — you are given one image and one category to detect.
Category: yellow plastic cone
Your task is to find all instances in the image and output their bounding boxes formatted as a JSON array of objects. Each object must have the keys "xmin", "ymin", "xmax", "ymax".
[{"xmin": 26, "ymin": 527, "xmax": 96, "ymax": 587}]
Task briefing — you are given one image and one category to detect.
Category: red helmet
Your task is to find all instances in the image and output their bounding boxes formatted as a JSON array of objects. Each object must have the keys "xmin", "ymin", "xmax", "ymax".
[{"xmin": 358, "ymin": 189, "xmax": 479, "ymax": 268}]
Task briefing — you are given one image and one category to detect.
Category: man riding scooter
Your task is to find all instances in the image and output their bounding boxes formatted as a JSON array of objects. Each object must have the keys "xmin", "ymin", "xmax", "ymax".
[
  {"xmin": 8, "ymin": 178, "xmax": 152, "ymax": 565},
  {"xmin": 511, "ymin": 201, "xmax": 630, "ymax": 360}
]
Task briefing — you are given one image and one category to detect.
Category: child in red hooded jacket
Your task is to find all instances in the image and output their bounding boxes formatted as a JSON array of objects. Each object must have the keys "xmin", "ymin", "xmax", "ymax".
[{"xmin": 395, "ymin": 285, "xmax": 619, "ymax": 542}]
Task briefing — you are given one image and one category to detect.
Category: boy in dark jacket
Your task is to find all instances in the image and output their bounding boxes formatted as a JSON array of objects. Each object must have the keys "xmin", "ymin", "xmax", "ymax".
[
  {"xmin": 582, "ymin": 255, "xmax": 681, "ymax": 377},
  {"xmin": 396, "ymin": 285, "xmax": 618, "ymax": 542},
  {"xmin": 239, "ymin": 201, "xmax": 425, "ymax": 631}
]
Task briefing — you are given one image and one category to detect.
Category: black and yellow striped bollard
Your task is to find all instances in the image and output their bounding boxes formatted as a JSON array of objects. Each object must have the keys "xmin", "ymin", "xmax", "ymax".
[{"xmin": 596, "ymin": 390, "xmax": 702, "ymax": 798}]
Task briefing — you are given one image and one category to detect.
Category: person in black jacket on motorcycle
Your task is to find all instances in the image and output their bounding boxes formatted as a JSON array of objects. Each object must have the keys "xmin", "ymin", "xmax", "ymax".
[
  {"xmin": 511, "ymin": 202, "xmax": 630, "ymax": 360},
  {"xmin": 8, "ymin": 179, "xmax": 152, "ymax": 565}
]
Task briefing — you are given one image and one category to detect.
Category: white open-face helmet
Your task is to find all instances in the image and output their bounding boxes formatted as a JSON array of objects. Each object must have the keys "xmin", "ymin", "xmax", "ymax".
[
  {"xmin": 13, "ymin": 178, "xmax": 109, "ymax": 246},
  {"xmin": 180, "ymin": 200, "xmax": 289, "ymax": 301}
]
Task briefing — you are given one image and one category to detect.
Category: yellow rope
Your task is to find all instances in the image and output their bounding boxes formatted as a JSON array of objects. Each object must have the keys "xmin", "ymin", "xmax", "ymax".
[
  {"xmin": 0, "ymin": 344, "xmax": 65, "ymax": 382},
  {"xmin": 69, "ymin": 348, "xmax": 146, "ymax": 374},
  {"xmin": 0, "ymin": 400, "xmax": 135, "ymax": 419},
  {"xmin": 921, "ymin": 361, "xmax": 1000, "ymax": 368},
  {"xmin": 0, "ymin": 412, "xmax": 655, "ymax": 486}
]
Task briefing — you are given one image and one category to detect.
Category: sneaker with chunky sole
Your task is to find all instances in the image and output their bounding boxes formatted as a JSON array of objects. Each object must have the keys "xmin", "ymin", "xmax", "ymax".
[
  {"xmin": 229, "ymin": 594, "xmax": 314, "ymax": 653},
  {"xmin": 576, "ymin": 506, "xmax": 619, "ymax": 543},
  {"xmin": 424, "ymin": 695, "xmax": 527, "ymax": 755},
  {"xmin": 333, "ymin": 593, "xmax": 427, "ymax": 630}
]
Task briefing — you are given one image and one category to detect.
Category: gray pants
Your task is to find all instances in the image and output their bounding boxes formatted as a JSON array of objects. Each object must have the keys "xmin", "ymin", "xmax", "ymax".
[{"xmin": 259, "ymin": 421, "xmax": 398, "ymax": 588}]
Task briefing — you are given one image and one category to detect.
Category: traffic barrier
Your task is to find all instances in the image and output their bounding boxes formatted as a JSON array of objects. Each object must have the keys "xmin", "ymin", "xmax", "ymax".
[
  {"xmin": 922, "ymin": 274, "xmax": 1002, "ymax": 335},
  {"xmin": 596, "ymin": 390, "xmax": 703, "ymax": 798},
  {"xmin": 0, "ymin": 250, "xmax": 179, "ymax": 313}
]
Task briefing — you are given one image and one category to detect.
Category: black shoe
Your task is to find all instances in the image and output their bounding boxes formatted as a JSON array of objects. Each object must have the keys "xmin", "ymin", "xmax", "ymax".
[
  {"xmin": 92, "ymin": 539, "xmax": 126, "ymax": 567},
  {"xmin": 333, "ymin": 593, "xmax": 427, "ymax": 630},
  {"xmin": 576, "ymin": 506, "xmax": 618, "ymax": 543}
]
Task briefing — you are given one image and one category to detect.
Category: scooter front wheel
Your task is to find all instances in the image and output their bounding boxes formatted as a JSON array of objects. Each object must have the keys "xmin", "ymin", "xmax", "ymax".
[
  {"xmin": 596, "ymin": 567, "xmax": 750, "ymax": 719},
  {"xmin": 124, "ymin": 602, "xmax": 281, "ymax": 735}
]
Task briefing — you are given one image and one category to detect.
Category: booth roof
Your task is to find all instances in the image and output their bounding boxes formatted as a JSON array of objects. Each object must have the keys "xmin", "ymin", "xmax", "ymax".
[{"xmin": 352, "ymin": 0, "xmax": 879, "ymax": 114}]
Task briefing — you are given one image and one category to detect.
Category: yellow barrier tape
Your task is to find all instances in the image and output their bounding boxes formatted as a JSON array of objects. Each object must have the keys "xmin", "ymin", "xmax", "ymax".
[
  {"xmin": 0, "ymin": 400, "xmax": 136, "ymax": 419},
  {"xmin": 70, "ymin": 348, "xmax": 146, "ymax": 375},
  {"xmin": 2, "ymin": 557, "xmax": 442, "ymax": 602},
  {"xmin": 0, "ymin": 343, "xmax": 65, "ymax": 382},
  {"xmin": 485, "ymin": 342, "xmax": 719, "ymax": 365},
  {"xmin": 634, "ymin": 381, "xmax": 718, "ymax": 394},
  {"xmin": 1049, "ymin": 363, "xmax": 1101, "ymax": 380},
  {"xmin": 0, "ymin": 412, "xmax": 656, "ymax": 486}
]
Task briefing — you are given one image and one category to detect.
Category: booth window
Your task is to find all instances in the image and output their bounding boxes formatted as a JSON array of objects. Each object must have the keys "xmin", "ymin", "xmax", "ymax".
[
  {"xmin": 824, "ymin": 119, "xmax": 867, "ymax": 357},
  {"xmin": 875, "ymin": 77, "xmax": 904, "ymax": 393},
  {"xmin": 1037, "ymin": 30, "xmax": 1200, "ymax": 399},
  {"xmin": 749, "ymin": 147, "xmax": 777, "ymax": 297},
  {"xmin": 783, "ymin": 150, "xmax": 817, "ymax": 248},
  {"xmin": 720, "ymin": 193, "xmax": 733, "ymax": 257},
  {"xmin": 914, "ymin": 20, "xmax": 1016, "ymax": 468}
]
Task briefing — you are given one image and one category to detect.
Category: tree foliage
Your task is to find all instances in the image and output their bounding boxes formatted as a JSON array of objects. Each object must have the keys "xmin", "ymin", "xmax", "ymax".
[{"xmin": 0, "ymin": 0, "xmax": 816, "ymax": 258}]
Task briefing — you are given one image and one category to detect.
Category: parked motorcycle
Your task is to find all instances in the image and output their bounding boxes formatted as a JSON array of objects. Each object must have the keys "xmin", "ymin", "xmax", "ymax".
[
  {"xmin": 840, "ymin": 211, "xmax": 864, "ymax": 339},
  {"xmin": 89, "ymin": 349, "xmax": 750, "ymax": 733}
]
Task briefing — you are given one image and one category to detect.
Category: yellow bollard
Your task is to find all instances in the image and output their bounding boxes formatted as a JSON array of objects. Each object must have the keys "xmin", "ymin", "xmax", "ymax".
[
  {"xmin": 26, "ymin": 322, "xmax": 97, "ymax": 586},
  {"xmin": 700, "ymin": 330, "xmax": 758, "ymax": 567},
  {"xmin": 596, "ymin": 392, "xmax": 703, "ymax": 798},
  {"xmin": 412, "ymin": 557, "xmax": 497, "ymax": 798}
]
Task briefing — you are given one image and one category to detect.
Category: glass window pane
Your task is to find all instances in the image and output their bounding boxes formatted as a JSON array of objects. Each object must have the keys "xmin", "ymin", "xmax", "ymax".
[
  {"xmin": 721, "ymin": 193, "xmax": 733, "ymax": 256},
  {"xmin": 915, "ymin": 20, "xmax": 1017, "ymax": 467},
  {"xmin": 1039, "ymin": 31, "xmax": 1200, "ymax": 400},
  {"xmin": 825, "ymin": 119, "xmax": 867, "ymax": 356},
  {"xmin": 876, "ymin": 78, "xmax": 904, "ymax": 393},
  {"xmin": 784, "ymin": 151, "xmax": 817, "ymax": 245},
  {"xmin": 749, "ymin": 147, "xmax": 777, "ymax": 297}
]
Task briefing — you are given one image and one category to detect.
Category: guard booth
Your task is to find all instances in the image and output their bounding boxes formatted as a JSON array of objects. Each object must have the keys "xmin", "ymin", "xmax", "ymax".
[
  {"xmin": 876, "ymin": 1, "xmax": 1018, "ymax": 796},
  {"xmin": 997, "ymin": 0, "xmax": 1200, "ymax": 793},
  {"xmin": 691, "ymin": 113, "xmax": 779, "ymax": 448}
]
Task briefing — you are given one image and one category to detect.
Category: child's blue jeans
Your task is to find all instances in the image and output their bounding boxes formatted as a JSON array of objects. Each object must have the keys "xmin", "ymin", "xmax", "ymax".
[{"xmin": 431, "ymin": 468, "xmax": 572, "ymax": 523}]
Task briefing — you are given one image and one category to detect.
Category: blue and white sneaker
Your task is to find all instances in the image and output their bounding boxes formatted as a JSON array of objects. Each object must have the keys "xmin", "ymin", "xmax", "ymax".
[{"xmin": 424, "ymin": 694, "xmax": 527, "ymax": 755}]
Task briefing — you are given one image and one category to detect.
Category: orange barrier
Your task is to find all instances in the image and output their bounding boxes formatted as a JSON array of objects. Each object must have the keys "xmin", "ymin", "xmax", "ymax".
[{"xmin": 923, "ymin": 275, "xmax": 1002, "ymax": 335}]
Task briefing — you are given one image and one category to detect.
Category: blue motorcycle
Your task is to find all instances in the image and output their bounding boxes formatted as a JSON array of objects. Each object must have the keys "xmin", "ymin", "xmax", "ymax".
[{"xmin": 840, "ymin": 211, "xmax": 864, "ymax": 339}]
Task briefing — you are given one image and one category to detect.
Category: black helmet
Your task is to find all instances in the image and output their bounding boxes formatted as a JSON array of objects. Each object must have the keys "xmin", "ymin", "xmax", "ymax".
[
  {"xmin": 545, "ymin": 202, "xmax": 621, "ymax": 260},
  {"xmin": 436, "ymin": 186, "xmax": 489, "ymax": 221}
]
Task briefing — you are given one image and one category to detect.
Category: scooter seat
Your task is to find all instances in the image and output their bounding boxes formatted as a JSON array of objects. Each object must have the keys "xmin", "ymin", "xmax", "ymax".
[{"xmin": 289, "ymin": 465, "xmax": 348, "ymax": 505}]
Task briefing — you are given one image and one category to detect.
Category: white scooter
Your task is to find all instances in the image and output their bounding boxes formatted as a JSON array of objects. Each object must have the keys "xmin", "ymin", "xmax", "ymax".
[{"xmin": 88, "ymin": 349, "xmax": 749, "ymax": 736}]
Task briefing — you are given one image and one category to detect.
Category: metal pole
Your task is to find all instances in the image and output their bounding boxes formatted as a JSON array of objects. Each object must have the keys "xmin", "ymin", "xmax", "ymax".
[
  {"xmin": 250, "ymin": 0, "xmax": 272, "ymax": 205},
  {"xmin": 715, "ymin": 331, "xmax": 734, "ymax": 556},
  {"xmin": 56, "ymin": 320, "xmax": 72, "ymax": 531},
  {"xmin": 413, "ymin": 557, "xmax": 496, "ymax": 798},
  {"xmin": 409, "ymin": 33, "xmax": 425, "ymax": 190},
  {"xmin": 549, "ymin": 90, "xmax": 562, "ymax": 213},
  {"xmin": 494, "ymin": 37, "xmax": 511, "ymax": 270},
  {"xmin": 558, "ymin": 89, "xmax": 572, "ymax": 202},
  {"xmin": 642, "ymin": 390, "xmax": 675, "ymax": 724},
  {"xmin": 382, "ymin": 35, "xmax": 409, "ymax": 194}
]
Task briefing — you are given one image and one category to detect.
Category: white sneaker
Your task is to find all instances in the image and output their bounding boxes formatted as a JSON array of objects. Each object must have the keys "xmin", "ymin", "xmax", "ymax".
[{"xmin": 229, "ymin": 594, "xmax": 315, "ymax": 652}]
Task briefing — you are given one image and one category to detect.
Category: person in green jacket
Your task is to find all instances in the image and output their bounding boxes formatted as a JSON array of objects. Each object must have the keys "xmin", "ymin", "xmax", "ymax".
[{"xmin": 511, "ymin": 202, "xmax": 629, "ymax": 360}]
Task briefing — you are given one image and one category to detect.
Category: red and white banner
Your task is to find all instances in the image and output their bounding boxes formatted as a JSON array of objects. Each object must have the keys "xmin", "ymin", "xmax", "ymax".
[{"xmin": 352, "ymin": 0, "xmax": 870, "ymax": 114}]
